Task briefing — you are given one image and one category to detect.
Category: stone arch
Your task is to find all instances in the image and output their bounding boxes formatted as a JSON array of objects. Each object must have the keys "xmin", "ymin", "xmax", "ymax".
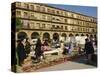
[
  {"xmin": 69, "ymin": 33, "xmax": 73, "ymax": 37},
  {"xmin": 61, "ymin": 33, "xmax": 67, "ymax": 37},
  {"xmin": 53, "ymin": 33, "xmax": 59, "ymax": 40},
  {"xmin": 81, "ymin": 34, "xmax": 84, "ymax": 36},
  {"xmin": 31, "ymin": 32, "xmax": 39, "ymax": 39},
  {"xmin": 43, "ymin": 32, "xmax": 50, "ymax": 41},
  {"xmin": 61, "ymin": 33, "xmax": 67, "ymax": 40},
  {"xmin": 86, "ymin": 34, "xmax": 89, "ymax": 37},
  {"xmin": 75, "ymin": 34, "xmax": 79, "ymax": 36},
  {"xmin": 90, "ymin": 34, "xmax": 93, "ymax": 38},
  {"xmin": 17, "ymin": 32, "xmax": 27, "ymax": 40}
]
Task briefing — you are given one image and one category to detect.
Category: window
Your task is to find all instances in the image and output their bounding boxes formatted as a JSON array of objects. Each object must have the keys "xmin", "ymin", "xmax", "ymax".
[
  {"xmin": 77, "ymin": 21, "xmax": 80, "ymax": 25},
  {"xmin": 88, "ymin": 28, "xmax": 89, "ymax": 32},
  {"xmin": 40, "ymin": 23, "xmax": 45, "ymax": 28},
  {"xmin": 81, "ymin": 28, "xmax": 83, "ymax": 32},
  {"xmin": 65, "ymin": 12, "xmax": 68, "ymax": 17},
  {"xmin": 36, "ymin": 23, "xmax": 40, "ymax": 26},
  {"xmin": 81, "ymin": 21, "xmax": 84, "ymax": 26},
  {"xmin": 52, "ymin": 9, "xmax": 55, "ymax": 14},
  {"xmin": 30, "ymin": 5, "xmax": 34, "ymax": 10},
  {"xmin": 47, "ymin": 24, "xmax": 51, "ymax": 29},
  {"xmin": 52, "ymin": 25, "xmax": 55, "ymax": 29},
  {"xmin": 52, "ymin": 17, "xmax": 55, "ymax": 20},
  {"xmin": 77, "ymin": 15, "xmax": 80, "ymax": 19},
  {"xmin": 57, "ymin": 26, "xmax": 60, "ymax": 29},
  {"xmin": 68, "ymin": 12, "xmax": 72, "ymax": 17},
  {"xmin": 16, "ymin": 11, "xmax": 21, "ymax": 16},
  {"xmin": 71, "ymin": 27, "xmax": 74, "ymax": 31},
  {"xmin": 56, "ymin": 10, "xmax": 60, "ymax": 15},
  {"xmin": 65, "ymin": 26, "xmax": 67, "ymax": 30},
  {"xmin": 30, "ymin": 22, "xmax": 34, "ymax": 29},
  {"xmin": 22, "ymin": 20, "xmax": 29, "ymax": 28},
  {"xmin": 73, "ymin": 20, "xmax": 77, "ymax": 24},
  {"xmin": 63, "ymin": 11, "xmax": 66, "ymax": 16},
  {"xmin": 61, "ymin": 11, "xmax": 65, "ymax": 16},
  {"xmin": 79, "ymin": 21, "xmax": 82, "ymax": 25},
  {"xmin": 56, "ymin": 18, "xmax": 60, "ymax": 21},
  {"xmin": 75, "ymin": 26, "xmax": 77, "ymax": 31},
  {"xmin": 24, "ymin": 12, "xmax": 28, "ymax": 18},
  {"xmin": 86, "ymin": 28, "xmax": 88, "ymax": 32},
  {"xmin": 16, "ymin": 2, "xmax": 21, "ymax": 7},
  {"xmin": 92, "ymin": 29, "xmax": 95, "ymax": 32},
  {"xmin": 52, "ymin": 16, "xmax": 60, "ymax": 22},
  {"xmin": 83, "ymin": 22, "xmax": 86, "ymax": 26},
  {"xmin": 30, "ymin": 13, "xmax": 34, "ymax": 19},
  {"xmin": 36, "ymin": 23, "xmax": 40, "ymax": 29},
  {"xmin": 42, "ymin": 24, "xmax": 46, "ymax": 28},
  {"xmin": 47, "ymin": 15, "xmax": 51, "ymax": 21},
  {"xmin": 60, "ymin": 11, "xmax": 63, "ymax": 15},
  {"xmin": 71, "ymin": 13, "xmax": 74, "ymax": 17},
  {"xmin": 36, "ymin": 6, "xmax": 40, "ymax": 11},
  {"xmin": 24, "ymin": 3, "xmax": 29, "ymax": 9},
  {"xmin": 79, "ymin": 16, "xmax": 83, "ymax": 20},
  {"xmin": 77, "ymin": 27, "xmax": 80, "ymax": 31},
  {"xmin": 61, "ymin": 26, "xmax": 63, "ymax": 29},
  {"xmin": 86, "ymin": 22, "xmax": 89, "ymax": 26},
  {"xmin": 64, "ymin": 19, "xmax": 68, "ymax": 23},
  {"xmin": 81, "ymin": 16, "xmax": 84, "ymax": 20},
  {"xmin": 83, "ymin": 28, "xmax": 85, "ymax": 32},
  {"xmin": 41, "ymin": 6, "xmax": 45, "ymax": 12},
  {"xmin": 27, "ymin": 23, "xmax": 30, "ymax": 28},
  {"xmin": 47, "ymin": 8, "xmax": 51, "ymax": 13},
  {"xmin": 42, "ymin": 15, "xmax": 46, "ymax": 20},
  {"xmin": 90, "ymin": 23, "xmax": 93, "ymax": 27}
]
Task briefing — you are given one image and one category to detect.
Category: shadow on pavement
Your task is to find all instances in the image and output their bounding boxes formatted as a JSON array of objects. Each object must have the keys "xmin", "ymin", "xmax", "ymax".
[{"xmin": 70, "ymin": 54, "xmax": 97, "ymax": 67}]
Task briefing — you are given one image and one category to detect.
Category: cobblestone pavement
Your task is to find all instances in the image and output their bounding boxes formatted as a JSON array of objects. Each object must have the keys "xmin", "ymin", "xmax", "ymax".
[
  {"xmin": 16, "ymin": 51, "xmax": 97, "ymax": 73},
  {"xmin": 35, "ymin": 55, "xmax": 97, "ymax": 72}
]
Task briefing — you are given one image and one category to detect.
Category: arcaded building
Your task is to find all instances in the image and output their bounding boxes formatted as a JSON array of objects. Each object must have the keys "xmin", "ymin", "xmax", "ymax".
[{"xmin": 11, "ymin": 2, "xmax": 97, "ymax": 42}]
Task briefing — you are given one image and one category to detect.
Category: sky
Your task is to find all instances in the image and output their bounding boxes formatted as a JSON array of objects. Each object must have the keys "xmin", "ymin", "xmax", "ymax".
[{"xmin": 48, "ymin": 4, "xmax": 97, "ymax": 18}]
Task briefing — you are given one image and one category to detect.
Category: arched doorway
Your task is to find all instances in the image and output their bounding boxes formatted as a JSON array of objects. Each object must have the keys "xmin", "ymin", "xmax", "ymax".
[
  {"xmin": 53, "ymin": 33, "xmax": 59, "ymax": 41},
  {"xmin": 69, "ymin": 33, "xmax": 75, "ymax": 43},
  {"xmin": 17, "ymin": 32, "xmax": 27, "ymax": 40},
  {"xmin": 61, "ymin": 33, "xmax": 67, "ymax": 41},
  {"xmin": 31, "ymin": 32, "xmax": 39, "ymax": 39},
  {"xmin": 52, "ymin": 33, "xmax": 60, "ymax": 48},
  {"xmin": 90, "ymin": 34, "xmax": 93, "ymax": 38},
  {"xmin": 69, "ymin": 33, "xmax": 73, "ymax": 37},
  {"xmin": 62, "ymin": 33, "xmax": 67, "ymax": 37},
  {"xmin": 86, "ymin": 34, "xmax": 89, "ymax": 37},
  {"xmin": 75, "ymin": 34, "xmax": 79, "ymax": 36},
  {"xmin": 81, "ymin": 34, "xmax": 84, "ymax": 36},
  {"xmin": 43, "ymin": 32, "xmax": 50, "ymax": 41}
]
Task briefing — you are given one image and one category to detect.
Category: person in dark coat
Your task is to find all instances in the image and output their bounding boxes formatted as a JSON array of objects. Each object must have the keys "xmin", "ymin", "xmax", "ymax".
[
  {"xmin": 17, "ymin": 39, "xmax": 27, "ymax": 66},
  {"xmin": 34, "ymin": 38, "xmax": 42, "ymax": 62},
  {"xmin": 25, "ymin": 38, "xmax": 31, "ymax": 55},
  {"xmin": 84, "ymin": 38, "xmax": 94, "ymax": 63}
]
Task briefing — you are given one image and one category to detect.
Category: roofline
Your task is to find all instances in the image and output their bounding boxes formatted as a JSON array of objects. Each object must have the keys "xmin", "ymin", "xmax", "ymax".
[{"xmin": 11, "ymin": 1, "xmax": 97, "ymax": 19}]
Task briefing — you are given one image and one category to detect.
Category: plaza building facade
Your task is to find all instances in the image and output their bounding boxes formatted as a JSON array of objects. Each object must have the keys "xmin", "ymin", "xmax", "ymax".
[{"xmin": 11, "ymin": 2, "xmax": 97, "ymax": 42}]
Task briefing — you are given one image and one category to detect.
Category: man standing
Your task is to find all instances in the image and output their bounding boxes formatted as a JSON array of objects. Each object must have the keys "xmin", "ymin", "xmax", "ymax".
[{"xmin": 84, "ymin": 38, "xmax": 94, "ymax": 64}]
